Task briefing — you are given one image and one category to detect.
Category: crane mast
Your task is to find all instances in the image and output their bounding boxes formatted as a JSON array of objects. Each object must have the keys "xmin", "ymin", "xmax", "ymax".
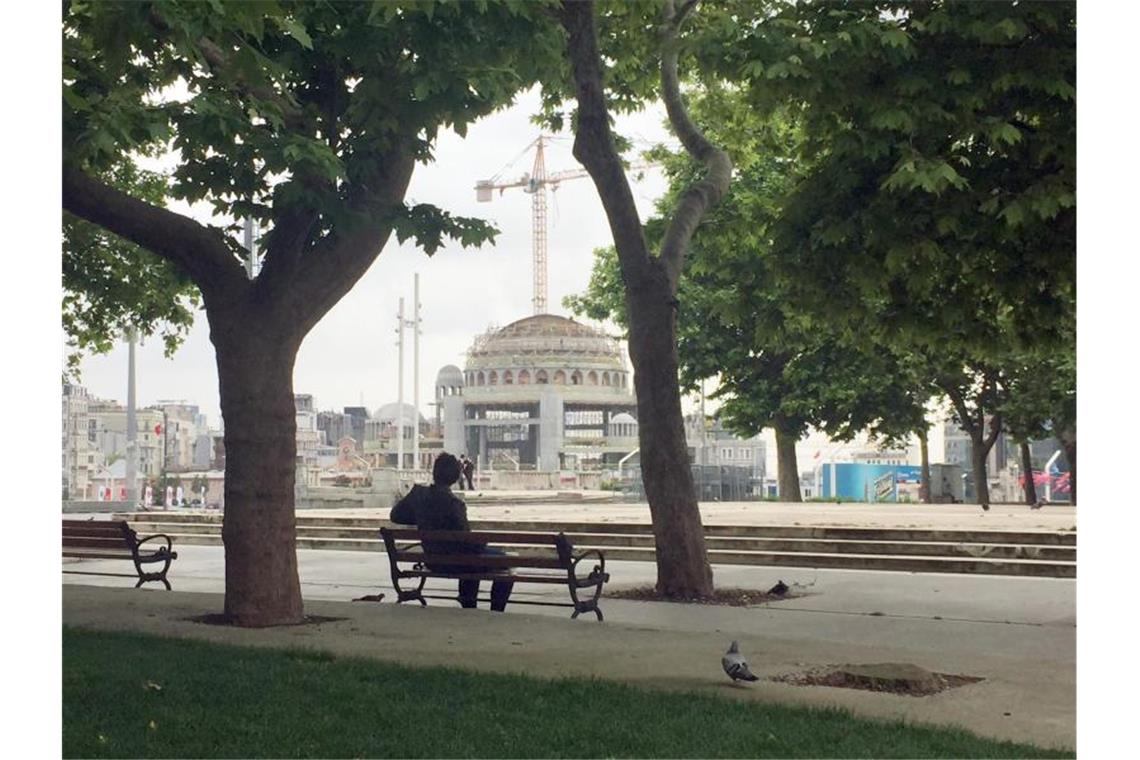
[
  {"xmin": 528, "ymin": 136, "xmax": 549, "ymax": 314},
  {"xmin": 476, "ymin": 135, "xmax": 655, "ymax": 316}
]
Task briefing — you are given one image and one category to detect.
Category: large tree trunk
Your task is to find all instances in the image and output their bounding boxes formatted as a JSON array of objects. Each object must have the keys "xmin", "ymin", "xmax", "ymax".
[
  {"xmin": 1020, "ymin": 440, "xmax": 1038, "ymax": 505},
  {"xmin": 774, "ymin": 423, "xmax": 801, "ymax": 502},
  {"xmin": 211, "ymin": 307, "xmax": 304, "ymax": 626},
  {"xmin": 919, "ymin": 427, "xmax": 932, "ymax": 503},
  {"xmin": 970, "ymin": 432, "xmax": 991, "ymax": 506},
  {"xmin": 561, "ymin": 0, "xmax": 723, "ymax": 598},
  {"xmin": 628, "ymin": 285, "xmax": 714, "ymax": 597}
]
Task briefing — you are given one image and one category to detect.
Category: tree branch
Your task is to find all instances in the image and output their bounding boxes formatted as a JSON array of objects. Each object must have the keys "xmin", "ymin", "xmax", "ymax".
[
  {"xmin": 254, "ymin": 199, "xmax": 319, "ymax": 294},
  {"xmin": 286, "ymin": 151, "xmax": 418, "ymax": 334},
  {"xmin": 147, "ymin": 7, "xmax": 309, "ymax": 132},
  {"xmin": 940, "ymin": 381, "xmax": 978, "ymax": 437},
  {"xmin": 982, "ymin": 412, "xmax": 1003, "ymax": 454},
  {"xmin": 561, "ymin": 0, "xmax": 655, "ymax": 288},
  {"xmin": 657, "ymin": 0, "xmax": 732, "ymax": 291},
  {"xmin": 62, "ymin": 164, "xmax": 247, "ymax": 300}
]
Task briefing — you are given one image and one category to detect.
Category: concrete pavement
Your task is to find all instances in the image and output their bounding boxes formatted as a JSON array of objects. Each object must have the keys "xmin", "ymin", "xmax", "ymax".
[{"xmin": 63, "ymin": 542, "xmax": 1075, "ymax": 750}]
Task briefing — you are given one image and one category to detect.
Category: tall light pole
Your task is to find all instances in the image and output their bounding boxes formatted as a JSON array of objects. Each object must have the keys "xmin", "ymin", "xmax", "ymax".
[
  {"xmin": 243, "ymin": 217, "xmax": 258, "ymax": 279},
  {"xmin": 396, "ymin": 297, "xmax": 405, "ymax": 472},
  {"xmin": 412, "ymin": 273, "xmax": 421, "ymax": 471},
  {"xmin": 125, "ymin": 326, "xmax": 138, "ymax": 508}
]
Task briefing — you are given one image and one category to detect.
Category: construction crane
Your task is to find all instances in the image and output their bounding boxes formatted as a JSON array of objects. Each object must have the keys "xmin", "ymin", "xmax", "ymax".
[{"xmin": 476, "ymin": 135, "xmax": 656, "ymax": 315}]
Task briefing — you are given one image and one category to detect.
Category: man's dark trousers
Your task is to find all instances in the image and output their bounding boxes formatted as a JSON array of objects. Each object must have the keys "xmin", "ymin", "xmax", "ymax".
[{"xmin": 455, "ymin": 546, "xmax": 514, "ymax": 611}]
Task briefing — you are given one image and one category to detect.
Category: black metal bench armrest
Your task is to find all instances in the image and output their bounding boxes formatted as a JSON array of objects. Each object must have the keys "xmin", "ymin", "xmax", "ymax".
[
  {"xmin": 570, "ymin": 548, "xmax": 609, "ymax": 585},
  {"xmin": 134, "ymin": 533, "xmax": 176, "ymax": 562}
]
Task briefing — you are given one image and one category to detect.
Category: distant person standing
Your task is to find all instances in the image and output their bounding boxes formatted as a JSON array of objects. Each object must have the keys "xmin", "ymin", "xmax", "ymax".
[
  {"xmin": 462, "ymin": 455, "xmax": 475, "ymax": 491},
  {"xmin": 456, "ymin": 455, "xmax": 467, "ymax": 491}
]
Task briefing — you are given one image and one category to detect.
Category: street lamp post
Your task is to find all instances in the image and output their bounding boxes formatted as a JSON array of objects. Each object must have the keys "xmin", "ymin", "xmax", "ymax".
[{"xmin": 125, "ymin": 327, "xmax": 138, "ymax": 509}]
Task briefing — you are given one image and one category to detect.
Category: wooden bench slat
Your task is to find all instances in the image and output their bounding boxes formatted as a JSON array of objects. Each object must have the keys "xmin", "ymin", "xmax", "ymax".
[
  {"xmin": 383, "ymin": 528, "xmax": 561, "ymax": 545},
  {"xmin": 392, "ymin": 552, "xmax": 565, "ymax": 569},
  {"xmin": 63, "ymin": 526, "xmax": 126, "ymax": 537},
  {"xmin": 63, "ymin": 537, "xmax": 132, "ymax": 549},
  {"xmin": 399, "ymin": 571, "xmax": 570, "ymax": 583}
]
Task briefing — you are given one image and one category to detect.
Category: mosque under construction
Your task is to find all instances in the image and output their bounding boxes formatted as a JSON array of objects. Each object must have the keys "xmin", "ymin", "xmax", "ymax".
[{"xmin": 436, "ymin": 314, "xmax": 639, "ymax": 471}]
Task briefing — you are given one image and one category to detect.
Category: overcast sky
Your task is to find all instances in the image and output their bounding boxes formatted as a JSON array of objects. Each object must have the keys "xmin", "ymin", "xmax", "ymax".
[{"xmin": 70, "ymin": 88, "xmax": 676, "ymax": 427}]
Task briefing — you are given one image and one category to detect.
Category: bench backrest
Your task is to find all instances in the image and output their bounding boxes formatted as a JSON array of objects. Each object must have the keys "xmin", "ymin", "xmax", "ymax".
[
  {"xmin": 380, "ymin": 528, "xmax": 574, "ymax": 570},
  {"xmin": 63, "ymin": 519, "xmax": 137, "ymax": 552}
]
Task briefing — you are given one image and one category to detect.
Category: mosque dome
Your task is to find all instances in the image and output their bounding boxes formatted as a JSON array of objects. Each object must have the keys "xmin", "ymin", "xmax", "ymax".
[
  {"xmin": 372, "ymin": 401, "xmax": 426, "ymax": 424},
  {"xmin": 468, "ymin": 315, "xmax": 621, "ymax": 368},
  {"xmin": 436, "ymin": 364, "xmax": 464, "ymax": 387}
]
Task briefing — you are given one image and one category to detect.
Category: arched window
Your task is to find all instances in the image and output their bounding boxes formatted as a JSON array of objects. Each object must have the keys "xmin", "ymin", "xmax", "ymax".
[
  {"xmin": 570, "ymin": 370, "xmax": 582, "ymax": 385},
  {"xmin": 503, "ymin": 370, "xmax": 513, "ymax": 385},
  {"xmin": 536, "ymin": 369, "xmax": 549, "ymax": 384},
  {"xmin": 586, "ymin": 371, "xmax": 598, "ymax": 385},
  {"xmin": 518, "ymin": 369, "xmax": 531, "ymax": 385},
  {"xmin": 601, "ymin": 372, "xmax": 611, "ymax": 386},
  {"xmin": 553, "ymin": 370, "xmax": 566, "ymax": 384},
  {"xmin": 488, "ymin": 370, "xmax": 498, "ymax": 385},
  {"xmin": 476, "ymin": 371, "xmax": 485, "ymax": 386}
]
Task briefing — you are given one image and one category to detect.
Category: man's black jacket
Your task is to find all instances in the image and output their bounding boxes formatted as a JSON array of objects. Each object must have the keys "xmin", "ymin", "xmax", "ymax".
[{"xmin": 389, "ymin": 484, "xmax": 480, "ymax": 558}]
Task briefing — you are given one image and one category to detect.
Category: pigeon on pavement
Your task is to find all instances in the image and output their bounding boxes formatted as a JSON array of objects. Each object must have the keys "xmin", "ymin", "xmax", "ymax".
[{"xmin": 722, "ymin": 640, "xmax": 759, "ymax": 683}]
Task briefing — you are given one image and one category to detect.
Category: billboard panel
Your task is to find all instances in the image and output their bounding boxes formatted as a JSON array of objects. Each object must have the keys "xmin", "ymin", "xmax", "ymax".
[{"xmin": 821, "ymin": 463, "xmax": 923, "ymax": 502}]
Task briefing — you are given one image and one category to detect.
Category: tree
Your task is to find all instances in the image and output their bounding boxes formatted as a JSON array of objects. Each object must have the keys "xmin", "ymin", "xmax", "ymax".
[
  {"xmin": 556, "ymin": 0, "xmax": 732, "ymax": 597},
  {"xmin": 1002, "ymin": 332, "xmax": 1076, "ymax": 504},
  {"xmin": 568, "ymin": 88, "xmax": 934, "ymax": 503},
  {"xmin": 63, "ymin": 0, "xmax": 563, "ymax": 625},
  {"xmin": 704, "ymin": 1, "xmax": 1075, "ymax": 504},
  {"xmin": 715, "ymin": 1, "xmax": 1075, "ymax": 345}
]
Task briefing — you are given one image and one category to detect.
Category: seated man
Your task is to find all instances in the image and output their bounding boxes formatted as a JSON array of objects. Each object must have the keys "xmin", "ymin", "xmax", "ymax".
[{"xmin": 389, "ymin": 453, "xmax": 514, "ymax": 612}]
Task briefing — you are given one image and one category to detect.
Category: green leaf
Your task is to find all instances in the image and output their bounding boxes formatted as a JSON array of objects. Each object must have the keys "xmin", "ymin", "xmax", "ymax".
[
  {"xmin": 276, "ymin": 17, "xmax": 312, "ymax": 49},
  {"xmin": 880, "ymin": 28, "xmax": 909, "ymax": 49}
]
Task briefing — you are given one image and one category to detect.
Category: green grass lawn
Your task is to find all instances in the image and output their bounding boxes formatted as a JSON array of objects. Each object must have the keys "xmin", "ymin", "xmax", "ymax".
[{"xmin": 63, "ymin": 627, "xmax": 1072, "ymax": 758}]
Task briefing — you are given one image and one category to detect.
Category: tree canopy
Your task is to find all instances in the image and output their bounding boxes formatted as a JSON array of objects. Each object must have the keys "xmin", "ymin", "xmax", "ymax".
[{"xmin": 62, "ymin": 0, "xmax": 568, "ymax": 625}]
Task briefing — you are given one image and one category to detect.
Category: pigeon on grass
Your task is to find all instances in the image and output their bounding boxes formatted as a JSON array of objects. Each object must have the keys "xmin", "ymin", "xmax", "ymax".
[{"xmin": 722, "ymin": 640, "xmax": 759, "ymax": 683}]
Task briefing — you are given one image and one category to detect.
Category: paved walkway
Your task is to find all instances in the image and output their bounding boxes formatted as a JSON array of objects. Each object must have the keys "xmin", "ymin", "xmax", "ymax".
[{"xmin": 64, "ymin": 541, "xmax": 1075, "ymax": 751}]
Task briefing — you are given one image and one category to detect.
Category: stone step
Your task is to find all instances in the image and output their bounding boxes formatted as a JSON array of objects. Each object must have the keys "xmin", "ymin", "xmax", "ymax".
[
  {"xmin": 118, "ymin": 512, "xmax": 1077, "ymax": 547},
  {"xmin": 142, "ymin": 521, "xmax": 1074, "ymax": 562},
  {"xmin": 159, "ymin": 532, "xmax": 1075, "ymax": 578}
]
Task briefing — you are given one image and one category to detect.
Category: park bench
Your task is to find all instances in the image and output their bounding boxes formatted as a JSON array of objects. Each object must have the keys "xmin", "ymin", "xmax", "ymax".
[
  {"xmin": 379, "ymin": 528, "xmax": 610, "ymax": 620},
  {"xmin": 62, "ymin": 519, "xmax": 178, "ymax": 589}
]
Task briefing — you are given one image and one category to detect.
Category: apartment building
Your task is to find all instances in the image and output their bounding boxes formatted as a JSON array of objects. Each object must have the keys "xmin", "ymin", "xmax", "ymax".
[
  {"xmin": 88, "ymin": 399, "xmax": 166, "ymax": 479},
  {"xmin": 153, "ymin": 401, "xmax": 203, "ymax": 472},
  {"xmin": 62, "ymin": 383, "xmax": 96, "ymax": 499}
]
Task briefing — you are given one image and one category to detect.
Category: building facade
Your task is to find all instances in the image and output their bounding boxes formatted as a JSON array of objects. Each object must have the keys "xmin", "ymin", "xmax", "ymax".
[
  {"xmin": 62, "ymin": 383, "xmax": 95, "ymax": 499},
  {"xmin": 87, "ymin": 400, "xmax": 166, "ymax": 481},
  {"xmin": 153, "ymin": 401, "xmax": 202, "ymax": 472},
  {"xmin": 442, "ymin": 315, "xmax": 639, "ymax": 471}
]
